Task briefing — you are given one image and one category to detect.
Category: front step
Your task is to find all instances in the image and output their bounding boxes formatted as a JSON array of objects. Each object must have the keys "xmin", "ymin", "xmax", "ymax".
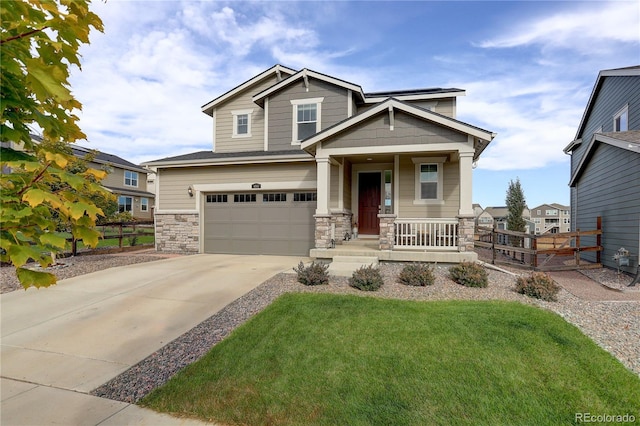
[{"xmin": 327, "ymin": 255, "xmax": 379, "ymax": 277}]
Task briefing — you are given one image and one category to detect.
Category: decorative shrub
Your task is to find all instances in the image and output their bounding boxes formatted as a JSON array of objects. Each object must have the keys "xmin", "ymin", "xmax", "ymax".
[
  {"xmin": 515, "ymin": 272, "xmax": 560, "ymax": 302},
  {"xmin": 293, "ymin": 261, "xmax": 329, "ymax": 286},
  {"xmin": 349, "ymin": 265, "xmax": 383, "ymax": 291},
  {"xmin": 449, "ymin": 261, "xmax": 488, "ymax": 288},
  {"xmin": 398, "ymin": 263, "xmax": 435, "ymax": 286}
]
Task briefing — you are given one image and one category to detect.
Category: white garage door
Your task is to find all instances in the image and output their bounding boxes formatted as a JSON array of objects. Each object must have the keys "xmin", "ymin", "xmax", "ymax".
[{"xmin": 203, "ymin": 191, "xmax": 316, "ymax": 256}]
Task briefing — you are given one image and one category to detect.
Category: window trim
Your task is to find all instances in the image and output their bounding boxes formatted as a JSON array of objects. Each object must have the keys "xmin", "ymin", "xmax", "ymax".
[
  {"xmin": 613, "ymin": 104, "xmax": 628, "ymax": 132},
  {"xmin": 118, "ymin": 195, "xmax": 133, "ymax": 213},
  {"xmin": 140, "ymin": 197, "xmax": 148, "ymax": 212},
  {"xmin": 412, "ymin": 157, "xmax": 446, "ymax": 205},
  {"xmin": 124, "ymin": 170, "xmax": 138, "ymax": 188},
  {"xmin": 290, "ymin": 97, "xmax": 324, "ymax": 144},
  {"xmin": 232, "ymin": 109, "xmax": 253, "ymax": 138}
]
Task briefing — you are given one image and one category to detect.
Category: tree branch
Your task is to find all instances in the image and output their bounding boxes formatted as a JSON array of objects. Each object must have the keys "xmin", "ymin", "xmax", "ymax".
[{"xmin": 1, "ymin": 26, "xmax": 49, "ymax": 45}]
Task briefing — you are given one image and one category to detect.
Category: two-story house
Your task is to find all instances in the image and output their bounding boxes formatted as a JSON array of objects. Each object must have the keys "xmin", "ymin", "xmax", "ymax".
[
  {"xmin": 476, "ymin": 206, "xmax": 532, "ymax": 231},
  {"xmin": 145, "ymin": 65, "xmax": 496, "ymax": 261},
  {"xmin": 71, "ymin": 145, "xmax": 155, "ymax": 220},
  {"xmin": 529, "ymin": 203, "xmax": 570, "ymax": 234},
  {"xmin": 564, "ymin": 65, "xmax": 640, "ymax": 273}
]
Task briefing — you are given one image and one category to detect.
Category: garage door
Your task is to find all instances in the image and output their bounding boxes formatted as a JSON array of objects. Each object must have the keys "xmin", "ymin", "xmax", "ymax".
[{"xmin": 203, "ymin": 191, "xmax": 316, "ymax": 255}]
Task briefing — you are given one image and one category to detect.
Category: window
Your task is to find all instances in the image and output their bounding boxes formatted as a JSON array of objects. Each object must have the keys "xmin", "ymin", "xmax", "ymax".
[
  {"xmin": 140, "ymin": 197, "xmax": 148, "ymax": 212},
  {"xmin": 234, "ymin": 193, "xmax": 256, "ymax": 203},
  {"xmin": 118, "ymin": 196, "xmax": 132, "ymax": 213},
  {"xmin": 124, "ymin": 170, "xmax": 138, "ymax": 187},
  {"xmin": 537, "ymin": 209, "xmax": 541, "ymax": 215},
  {"xmin": 206, "ymin": 194, "xmax": 228, "ymax": 203},
  {"xmin": 293, "ymin": 192, "xmax": 317, "ymax": 202},
  {"xmin": 263, "ymin": 193, "xmax": 286, "ymax": 202},
  {"xmin": 564, "ymin": 218, "xmax": 570, "ymax": 224},
  {"xmin": 412, "ymin": 157, "xmax": 445, "ymax": 204},
  {"xmin": 546, "ymin": 209, "xmax": 558, "ymax": 216},
  {"xmin": 291, "ymin": 98, "xmax": 323, "ymax": 143},
  {"xmin": 232, "ymin": 109, "xmax": 253, "ymax": 137},
  {"xmin": 613, "ymin": 105, "xmax": 628, "ymax": 132},
  {"xmin": 534, "ymin": 218, "xmax": 541, "ymax": 224}
]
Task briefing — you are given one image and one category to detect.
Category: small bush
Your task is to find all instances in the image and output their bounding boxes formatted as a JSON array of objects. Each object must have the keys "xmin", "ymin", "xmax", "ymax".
[
  {"xmin": 449, "ymin": 261, "xmax": 488, "ymax": 288},
  {"xmin": 293, "ymin": 261, "xmax": 329, "ymax": 286},
  {"xmin": 515, "ymin": 272, "xmax": 560, "ymax": 302},
  {"xmin": 349, "ymin": 265, "xmax": 383, "ymax": 291},
  {"xmin": 398, "ymin": 263, "xmax": 435, "ymax": 286}
]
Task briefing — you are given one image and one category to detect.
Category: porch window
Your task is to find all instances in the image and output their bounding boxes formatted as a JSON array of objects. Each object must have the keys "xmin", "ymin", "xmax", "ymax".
[
  {"xmin": 412, "ymin": 157, "xmax": 445, "ymax": 204},
  {"xmin": 118, "ymin": 196, "xmax": 132, "ymax": 213},
  {"xmin": 140, "ymin": 197, "xmax": 149, "ymax": 211},
  {"xmin": 291, "ymin": 98, "xmax": 323, "ymax": 143}
]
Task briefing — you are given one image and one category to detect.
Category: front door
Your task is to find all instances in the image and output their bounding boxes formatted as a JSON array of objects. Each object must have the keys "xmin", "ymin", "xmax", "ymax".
[{"xmin": 358, "ymin": 172, "xmax": 381, "ymax": 235}]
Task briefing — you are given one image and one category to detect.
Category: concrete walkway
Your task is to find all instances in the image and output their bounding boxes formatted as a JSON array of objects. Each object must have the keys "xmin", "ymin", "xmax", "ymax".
[{"xmin": 1, "ymin": 254, "xmax": 301, "ymax": 425}]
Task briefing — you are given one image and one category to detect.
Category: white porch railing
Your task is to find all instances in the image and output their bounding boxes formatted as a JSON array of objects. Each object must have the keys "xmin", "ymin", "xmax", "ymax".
[{"xmin": 394, "ymin": 218, "xmax": 458, "ymax": 250}]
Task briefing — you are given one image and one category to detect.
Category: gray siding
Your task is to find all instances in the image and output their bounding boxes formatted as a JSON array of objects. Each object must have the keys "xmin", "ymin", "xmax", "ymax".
[
  {"xmin": 267, "ymin": 77, "xmax": 349, "ymax": 151},
  {"xmin": 322, "ymin": 111, "xmax": 467, "ymax": 150},
  {"xmin": 574, "ymin": 143, "xmax": 640, "ymax": 272},
  {"xmin": 572, "ymin": 76, "xmax": 640, "ymax": 176}
]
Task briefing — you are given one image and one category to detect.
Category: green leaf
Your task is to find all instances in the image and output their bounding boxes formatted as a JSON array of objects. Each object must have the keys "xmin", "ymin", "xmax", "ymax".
[
  {"xmin": 16, "ymin": 268, "xmax": 57, "ymax": 289},
  {"xmin": 74, "ymin": 226, "xmax": 100, "ymax": 248},
  {"xmin": 40, "ymin": 233, "xmax": 68, "ymax": 249},
  {"xmin": 0, "ymin": 147, "xmax": 36, "ymax": 162},
  {"xmin": 24, "ymin": 58, "xmax": 73, "ymax": 102},
  {"xmin": 22, "ymin": 188, "xmax": 46, "ymax": 207},
  {"xmin": 7, "ymin": 244, "xmax": 42, "ymax": 268}
]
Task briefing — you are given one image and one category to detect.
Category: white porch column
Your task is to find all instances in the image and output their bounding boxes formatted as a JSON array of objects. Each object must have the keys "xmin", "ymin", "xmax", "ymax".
[
  {"xmin": 458, "ymin": 151, "xmax": 475, "ymax": 216},
  {"xmin": 316, "ymin": 157, "xmax": 331, "ymax": 215}
]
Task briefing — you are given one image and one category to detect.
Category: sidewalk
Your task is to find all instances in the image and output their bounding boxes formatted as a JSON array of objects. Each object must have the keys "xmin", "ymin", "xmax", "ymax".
[{"xmin": 548, "ymin": 270, "xmax": 640, "ymax": 302}]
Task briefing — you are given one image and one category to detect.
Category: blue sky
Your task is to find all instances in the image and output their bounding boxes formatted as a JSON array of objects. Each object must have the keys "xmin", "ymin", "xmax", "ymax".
[{"xmin": 69, "ymin": 0, "xmax": 639, "ymax": 209}]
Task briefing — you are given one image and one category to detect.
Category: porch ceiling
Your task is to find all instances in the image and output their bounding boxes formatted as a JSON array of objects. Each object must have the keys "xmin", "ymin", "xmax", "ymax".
[{"xmin": 334, "ymin": 151, "xmax": 458, "ymax": 164}]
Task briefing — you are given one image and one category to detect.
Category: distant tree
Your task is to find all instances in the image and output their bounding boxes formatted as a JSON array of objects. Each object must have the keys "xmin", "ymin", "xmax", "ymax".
[
  {"xmin": 1, "ymin": 0, "xmax": 105, "ymax": 289},
  {"xmin": 505, "ymin": 178, "xmax": 527, "ymax": 233}
]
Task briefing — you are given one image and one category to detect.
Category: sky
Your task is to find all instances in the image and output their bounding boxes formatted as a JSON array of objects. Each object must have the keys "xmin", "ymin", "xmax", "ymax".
[{"xmin": 68, "ymin": 0, "xmax": 640, "ymax": 209}]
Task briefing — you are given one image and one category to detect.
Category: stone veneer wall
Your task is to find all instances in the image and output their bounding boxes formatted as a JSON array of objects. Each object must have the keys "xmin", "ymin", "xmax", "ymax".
[
  {"xmin": 314, "ymin": 214, "xmax": 332, "ymax": 249},
  {"xmin": 332, "ymin": 211, "xmax": 353, "ymax": 244},
  {"xmin": 378, "ymin": 214, "xmax": 397, "ymax": 250},
  {"xmin": 155, "ymin": 213, "xmax": 200, "ymax": 253},
  {"xmin": 457, "ymin": 215, "xmax": 475, "ymax": 252}
]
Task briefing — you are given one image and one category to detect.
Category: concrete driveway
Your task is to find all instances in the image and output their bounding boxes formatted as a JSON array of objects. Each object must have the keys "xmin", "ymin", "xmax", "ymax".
[{"xmin": 1, "ymin": 254, "xmax": 300, "ymax": 425}]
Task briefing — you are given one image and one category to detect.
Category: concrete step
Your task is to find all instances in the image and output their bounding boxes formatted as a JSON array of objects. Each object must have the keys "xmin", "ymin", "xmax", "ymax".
[{"xmin": 327, "ymin": 256, "xmax": 379, "ymax": 277}]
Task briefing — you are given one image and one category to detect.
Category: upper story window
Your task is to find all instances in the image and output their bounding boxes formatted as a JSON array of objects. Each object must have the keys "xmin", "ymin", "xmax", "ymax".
[
  {"xmin": 412, "ymin": 157, "xmax": 446, "ymax": 204},
  {"xmin": 232, "ymin": 109, "xmax": 253, "ymax": 138},
  {"xmin": 124, "ymin": 170, "xmax": 138, "ymax": 187},
  {"xmin": 613, "ymin": 105, "xmax": 628, "ymax": 132},
  {"xmin": 291, "ymin": 98, "xmax": 324, "ymax": 144},
  {"xmin": 546, "ymin": 209, "xmax": 558, "ymax": 216}
]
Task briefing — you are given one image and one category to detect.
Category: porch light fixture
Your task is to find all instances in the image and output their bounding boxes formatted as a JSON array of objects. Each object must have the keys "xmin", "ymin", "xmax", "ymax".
[
  {"xmin": 367, "ymin": 157, "xmax": 373, "ymax": 161},
  {"xmin": 187, "ymin": 186, "xmax": 194, "ymax": 197}
]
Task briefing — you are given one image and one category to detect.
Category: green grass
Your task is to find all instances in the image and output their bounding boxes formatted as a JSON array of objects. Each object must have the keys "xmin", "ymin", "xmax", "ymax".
[
  {"xmin": 61, "ymin": 226, "xmax": 154, "ymax": 250},
  {"xmin": 141, "ymin": 294, "xmax": 640, "ymax": 425}
]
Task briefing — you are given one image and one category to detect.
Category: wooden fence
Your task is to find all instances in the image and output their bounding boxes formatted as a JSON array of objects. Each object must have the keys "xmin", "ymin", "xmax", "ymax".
[
  {"xmin": 475, "ymin": 217, "xmax": 602, "ymax": 271},
  {"xmin": 69, "ymin": 221, "xmax": 154, "ymax": 255}
]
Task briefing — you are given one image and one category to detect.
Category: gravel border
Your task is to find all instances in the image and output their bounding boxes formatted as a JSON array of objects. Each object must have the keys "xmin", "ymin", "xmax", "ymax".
[{"xmin": 92, "ymin": 262, "xmax": 640, "ymax": 404}]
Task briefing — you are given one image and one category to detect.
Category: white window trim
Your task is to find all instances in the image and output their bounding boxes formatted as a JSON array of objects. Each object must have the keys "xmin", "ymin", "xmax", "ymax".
[
  {"xmin": 140, "ymin": 197, "xmax": 148, "ymax": 212},
  {"xmin": 412, "ymin": 156, "xmax": 446, "ymax": 205},
  {"xmin": 124, "ymin": 170, "xmax": 138, "ymax": 188},
  {"xmin": 291, "ymin": 97, "xmax": 324, "ymax": 144},
  {"xmin": 118, "ymin": 195, "xmax": 133, "ymax": 212},
  {"xmin": 613, "ymin": 104, "xmax": 628, "ymax": 132},
  {"xmin": 231, "ymin": 109, "xmax": 253, "ymax": 138}
]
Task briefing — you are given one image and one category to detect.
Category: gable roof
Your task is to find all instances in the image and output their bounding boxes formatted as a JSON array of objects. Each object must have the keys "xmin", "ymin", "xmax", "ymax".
[
  {"xmin": 71, "ymin": 145, "xmax": 148, "ymax": 173},
  {"xmin": 565, "ymin": 65, "xmax": 640, "ymax": 152},
  {"xmin": 300, "ymin": 97, "xmax": 495, "ymax": 160},
  {"xmin": 252, "ymin": 68, "xmax": 366, "ymax": 107},
  {"xmin": 569, "ymin": 130, "xmax": 640, "ymax": 187},
  {"xmin": 201, "ymin": 64, "xmax": 296, "ymax": 116}
]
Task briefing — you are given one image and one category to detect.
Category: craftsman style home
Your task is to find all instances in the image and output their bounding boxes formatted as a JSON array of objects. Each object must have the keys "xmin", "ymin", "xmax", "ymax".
[
  {"xmin": 145, "ymin": 65, "xmax": 495, "ymax": 261},
  {"xmin": 564, "ymin": 65, "xmax": 640, "ymax": 273}
]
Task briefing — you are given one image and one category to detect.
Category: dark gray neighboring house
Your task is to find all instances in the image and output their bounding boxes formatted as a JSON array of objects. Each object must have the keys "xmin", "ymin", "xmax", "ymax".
[{"xmin": 564, "ymin": 66, "xmax": 640, "ymax": 273}]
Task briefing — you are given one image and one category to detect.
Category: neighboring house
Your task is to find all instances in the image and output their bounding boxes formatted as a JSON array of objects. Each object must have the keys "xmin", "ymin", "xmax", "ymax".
[
  {"xmin": 530, "ymin": 203, "xmax": 570, "ymax": 234},
  {"xmin": 71, "ymin": 145, "xmax": 155, "ymax": 220},
  {"xmin": 477, "ymin": 206, "xmax": 531, "ymax": 231},
  {"xmin": 564, "ymin": 65, "xmax": 640, "ymax": 273},
  {"xmin": 144, "ymin": 65, "xmax": 496, "ymax": 261}
]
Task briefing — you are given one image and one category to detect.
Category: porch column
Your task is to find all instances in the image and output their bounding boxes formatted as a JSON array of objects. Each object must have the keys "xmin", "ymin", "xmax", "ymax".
[
  {"xmin": 378, "ymin": 214, "xmax": 397, "ymax": 251},
  {"xmin": 457, "ymin": 215, "xmax": 475, "ymax": 252},
  {"xmin": 458, "ymin": 151, "xmax": 474, "ymax": 216},
  {"xmin": 316, "ymin": 158, "xmax": 331, "ymax": 215}
]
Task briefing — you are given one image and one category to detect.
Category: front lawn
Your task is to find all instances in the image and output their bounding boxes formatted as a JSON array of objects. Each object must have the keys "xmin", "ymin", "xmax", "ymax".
[{"xmin": 142, "ymin": 294, "xmax": 640, "ymax": 425}]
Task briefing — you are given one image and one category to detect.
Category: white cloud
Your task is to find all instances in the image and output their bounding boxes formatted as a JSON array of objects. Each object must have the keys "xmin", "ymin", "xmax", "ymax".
[{"xmin": 478, "ymin": 1, "xmax": 639, "ymax": 52}]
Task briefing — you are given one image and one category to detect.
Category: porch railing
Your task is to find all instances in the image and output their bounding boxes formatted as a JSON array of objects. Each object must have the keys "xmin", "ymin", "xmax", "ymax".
[{"xmin": 394, "ymin": 218, "xmax": 458, "ymax": 250}]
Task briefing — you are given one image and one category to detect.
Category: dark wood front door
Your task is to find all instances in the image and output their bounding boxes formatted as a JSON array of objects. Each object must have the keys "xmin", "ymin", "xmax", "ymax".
[{"xmin": 358, "ymin": 172, "xmax": 381, "ymax": 235}]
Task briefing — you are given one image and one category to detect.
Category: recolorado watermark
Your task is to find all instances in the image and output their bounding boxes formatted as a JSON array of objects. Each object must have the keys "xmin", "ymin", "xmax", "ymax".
[{"xmin": 575, "ymin": 413, "xmax": 636, "ymax": 423}]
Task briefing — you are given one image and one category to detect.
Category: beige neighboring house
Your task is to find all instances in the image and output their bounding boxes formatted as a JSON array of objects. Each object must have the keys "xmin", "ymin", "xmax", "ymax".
[
  {"xmin": 530, "ymin": 203, "xmax": 570, "ymax": 234},
  {"xmin": 71, "ymin": 145, "xmax": 155, "ymax": 220},
  {"xmin": 145, "ymin": 65, "xmax": 496, "ymax": 262},
  {"xmin": 477, "ymin": 206, "xmax": 532, "ymax": 232}
]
